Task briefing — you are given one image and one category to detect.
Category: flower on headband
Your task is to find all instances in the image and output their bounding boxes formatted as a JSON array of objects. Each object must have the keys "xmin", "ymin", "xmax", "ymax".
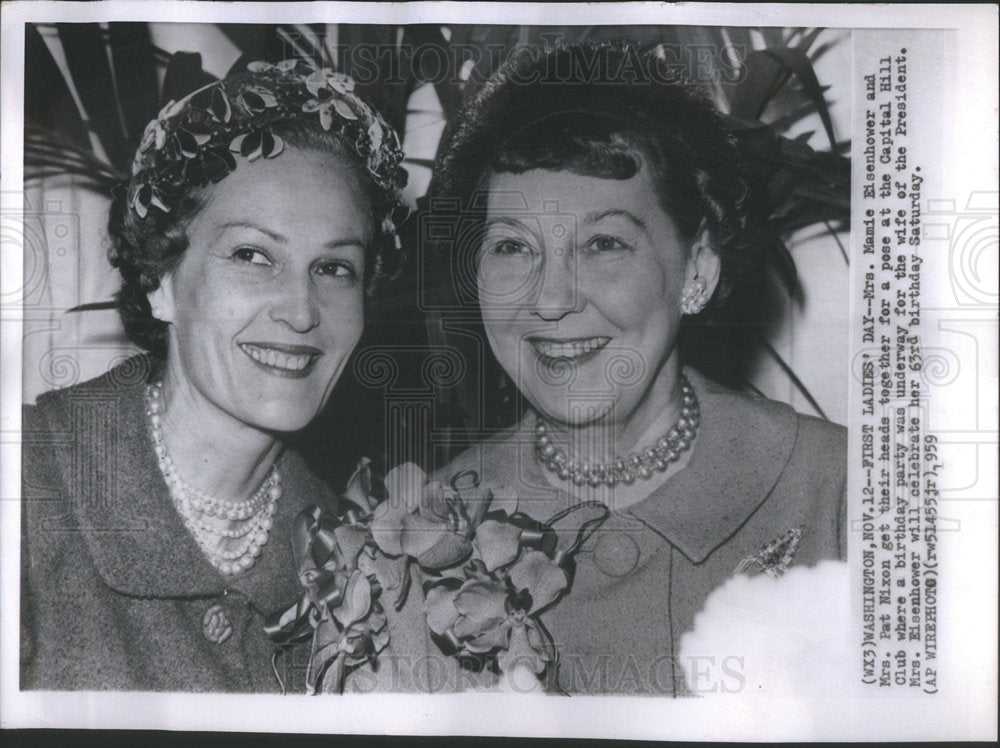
[
  {"xmin": 305, "ymin": 68, "xmax": 356, "ymax": 96},
  {"xmin": 302, "ymin": 88, "xmax": 358, "ymax": 130},
  {"xmin": 182, "ymin": 146, "xmax": 237, "ymax": 186},
  {"xmin": 238, "ymin": 87, "xmax": 279, "ymax": 115},
  {"xmin": 132, "ymin": 98, "xmax": 186, "ymax": 174},
  {"xmin": 173, "ymin": 124, "xmax": 212, "ymax": 158},
  {"xmin": 126, "ymin": 59, "xmax": 407, "ymax": 229},
  {"xmin": 207, "ymin": 87, "xmax": 232, "ymax": 123},
  {"xmin": 384, "ymin": 203, "xmax": 411, "ymax": 236},
  {"xmin": 129, "ymin": 182, "xmax": 169, "ymax": 218},
  {"xmin": 229, "ymin": 128, "xmax": 284, "ymax": 161},
  {"xmin": 302, "ymin": 68, "xmax": 361, "ymax": 130},
  {"xmin": 367, "ymin": 120, "xmax": 384, "ymax": 154},
  {"xmin": 247, "ymin": 59, "xmax": 299, "ymax": 74}
]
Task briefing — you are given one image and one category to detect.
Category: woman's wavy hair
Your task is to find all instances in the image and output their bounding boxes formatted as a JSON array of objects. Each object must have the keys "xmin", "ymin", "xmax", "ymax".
[
  {"xmin": 109, "ymin": 85, "xmax": 404, "ymax": 361},
  {"xmin": 429, "ymin": 42, "xmax": 769, "ymax": 313}
]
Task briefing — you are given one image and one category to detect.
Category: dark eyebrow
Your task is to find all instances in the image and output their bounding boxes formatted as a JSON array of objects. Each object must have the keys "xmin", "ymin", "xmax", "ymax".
[
  {"xmin": 324, "ymin": 238, "xmax": 370, "ymax": 251},
  {"xmin": 218, "ymin": 221, "xmax": 286, "ymax": 243},
  {"xmin": 585, "ymin": 209, "xmax": 647, "ymax": 231},
  {"xmin": 482, "ymin": 216, "xmax": 533, "ymax": 231},
  {"xmin": 481, "ymin": 216, "xmax": 544, "ymax": 244},
  {"xmin": 218, "ymin": 221, "xmax": 368, "ymax": 250}
]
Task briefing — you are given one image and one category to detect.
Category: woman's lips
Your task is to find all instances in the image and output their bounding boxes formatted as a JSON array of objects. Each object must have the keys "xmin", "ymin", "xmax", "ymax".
[
  {"xmin": 239, "ymin": 343, "xmax": 322, "ymax": 378},
  {"xmin": 528, "ymin": 336, "xmax": 611, "ymax": 362}
]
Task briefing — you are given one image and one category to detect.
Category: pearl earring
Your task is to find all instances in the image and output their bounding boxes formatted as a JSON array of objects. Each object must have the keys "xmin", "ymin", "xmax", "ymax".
[{"xmin": 680, "ymin": 278, "xmax": 708, "ymax": 315}]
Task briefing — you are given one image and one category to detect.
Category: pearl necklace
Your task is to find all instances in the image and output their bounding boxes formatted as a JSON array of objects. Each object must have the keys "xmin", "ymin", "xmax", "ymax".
[
  {"xmin": 535, "ymin": 375, "xmax": 700, "ymax": 488},
  {"xmin": 145, "ymin": 382, "xmax": 281, "ymax": 576}
]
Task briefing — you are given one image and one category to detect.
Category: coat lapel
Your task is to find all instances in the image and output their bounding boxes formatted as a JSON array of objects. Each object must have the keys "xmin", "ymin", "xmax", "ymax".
[
  {"xmin": 59, "ymin": 366, "xmax": 227, "ymax": 597},
  {"xmin": 627, "ymin": 368, "xmax": 799, "ymax": 563},
  {"xmin": 55, "ymin": 358, "xmax": 316, "ymax": 608}
]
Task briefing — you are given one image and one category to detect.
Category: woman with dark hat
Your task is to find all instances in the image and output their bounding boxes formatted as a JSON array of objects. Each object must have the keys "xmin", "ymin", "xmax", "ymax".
[{"xmin": 427, "ymin": 43, "xmax": 846, "ymax": 695}]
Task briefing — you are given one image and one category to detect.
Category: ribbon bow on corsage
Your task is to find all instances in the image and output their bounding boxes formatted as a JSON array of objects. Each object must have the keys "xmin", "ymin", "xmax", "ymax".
[{"xmin": 265, "ymin": 461, "xmax": 389, "ymax": 694}]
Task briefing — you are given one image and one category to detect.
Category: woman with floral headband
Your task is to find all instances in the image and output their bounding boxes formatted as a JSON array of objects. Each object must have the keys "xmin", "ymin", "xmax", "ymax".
[
  {"xmin": 20, "ymin": 60, "xmax": 417, "ymax": 692},
  {"xmin": 417, "ymin": 44, "xmax": 847, "ymax": 695}
]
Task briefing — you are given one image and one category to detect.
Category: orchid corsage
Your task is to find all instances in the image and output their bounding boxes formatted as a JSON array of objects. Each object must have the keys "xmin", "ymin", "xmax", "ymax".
[
  {"xmin": 267, "ymin": 459, "xmax": 608, "ymax": 693},
  {"xmin": 369, "ymin": 463, "xmax": 609, "ymax": 690}
]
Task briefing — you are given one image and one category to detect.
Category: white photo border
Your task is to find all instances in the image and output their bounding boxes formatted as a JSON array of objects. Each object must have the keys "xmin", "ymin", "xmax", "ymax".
[{"xmin": 2, "ymin": 2, "xmax": 996, "ymax": 740}]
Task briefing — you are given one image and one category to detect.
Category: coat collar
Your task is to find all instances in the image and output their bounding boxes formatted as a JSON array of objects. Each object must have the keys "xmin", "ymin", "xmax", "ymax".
[
  {"xmin": 55, "ymin": 358, "xmax": 316, "ymax": 612},
  {"xmin": 511, "ymin": 367, "xmax": 800, "ymax": 564},
  {"xmin": 626, "ymin": 368, "xmax": 799, "ymax": 563}
]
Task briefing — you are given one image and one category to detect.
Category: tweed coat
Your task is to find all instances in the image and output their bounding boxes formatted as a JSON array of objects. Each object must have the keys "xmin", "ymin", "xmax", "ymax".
[
  {"xmin": 428, "ymin": 367, "xmax": 847, "ymax": 695},
  {"xmin": 19, "ymin": 356, "xmax": 426, "ymax": 693}
]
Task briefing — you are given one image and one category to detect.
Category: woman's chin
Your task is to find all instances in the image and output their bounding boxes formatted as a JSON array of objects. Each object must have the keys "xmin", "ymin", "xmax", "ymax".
[
  {"xmin": 237, "ymin": 402, "xmax": 320, "ymax": 435},
  {"xmin": 527, "ymin": 391, "xmax": 616, "ymax": 428}
]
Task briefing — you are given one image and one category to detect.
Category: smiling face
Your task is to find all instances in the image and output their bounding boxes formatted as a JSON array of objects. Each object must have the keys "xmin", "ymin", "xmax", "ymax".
[
  {"xmin": 478, "ymin": 167, "xmax": 719, "ymax": 428},
  {"xmin": 147, "ymin": 146, "xmax": 370, "ymax": 433}
]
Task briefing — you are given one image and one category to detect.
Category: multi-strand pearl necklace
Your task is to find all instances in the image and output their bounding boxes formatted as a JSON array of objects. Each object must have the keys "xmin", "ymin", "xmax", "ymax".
[
  {"xmin": 145, "ymin": 382, "xmax": 280, "ymax": 576},
  {"xmin": 535, "ymin": 375, "xmax": 700, "ymax": 488}
]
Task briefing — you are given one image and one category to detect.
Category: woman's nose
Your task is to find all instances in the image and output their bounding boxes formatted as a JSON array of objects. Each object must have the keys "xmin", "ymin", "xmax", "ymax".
[
  {"xmin": 268, "ymin": 273, "xmax": 320, "ymax": 333},
  {"xmin": 532, "ymin": 251, "xmax": 580, "ymax": 321}
]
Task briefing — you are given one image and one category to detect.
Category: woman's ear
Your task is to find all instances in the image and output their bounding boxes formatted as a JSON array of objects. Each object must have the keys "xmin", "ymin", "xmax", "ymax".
[
  {"xmin": 146, "ymin": 274, "xmax": 176, "ymax": 324},
  {"xmin": 689, "ymin": 231, "xmax": 721, "ymax": 298},
  {"xmin": 680, "ymin": 228, "xmax": 722, "ymax": 315}
]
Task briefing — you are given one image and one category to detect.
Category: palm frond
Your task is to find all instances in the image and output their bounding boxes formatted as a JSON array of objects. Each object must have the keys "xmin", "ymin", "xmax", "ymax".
[
  {"xmin": 340, "ymin": 25, "xmax": 411, "ymax": 137},
  {"xmin": 795, "ymin": 27, "xmax": 825, "ymax": 54},
  {"xmin": 24, "ymin": 127, "xmax": 124, "ymax": 191},
  {"xmin": 67, "ymin": 301, "xmax": 117, "ymax": 312},
  {"xmin": 761, "ymin": 232, "xmax": 801, "ymax": 299},
  {"xmin": 763, "ymin": 45, "xmax": 838, "ymax": 149},
  {"xmin": 824, "ymin": 220, "xmax": 850, "ymax": 265},
  {"xmin": 728, "ymin": 48, "xmax": 790, "ymax": 120},
  {"xmin": 56, "ymin": 23, "xmax": 132, "ymax": 173},
  {"xmin": 109, "ymin": 23, "xmax": 160, "ymax": 145},
  {"xmin": 24, "ymin": 24, "xmax": 90, "ymax": 150}
]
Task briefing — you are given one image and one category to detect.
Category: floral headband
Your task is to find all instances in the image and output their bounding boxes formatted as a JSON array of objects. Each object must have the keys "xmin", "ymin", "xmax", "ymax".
[{"xmin": 128, "ymin": 59, "xmax": 408, "ymax": 242}]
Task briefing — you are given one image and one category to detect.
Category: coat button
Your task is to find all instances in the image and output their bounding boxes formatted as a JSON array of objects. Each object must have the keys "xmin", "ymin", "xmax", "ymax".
[
  {"xmin": 593, "ymin": 531, "xmax": 640, "ymax": 577},
  {"xmin": 202, "ymin": 603, "xmax": 233, "ymax": 644}
]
